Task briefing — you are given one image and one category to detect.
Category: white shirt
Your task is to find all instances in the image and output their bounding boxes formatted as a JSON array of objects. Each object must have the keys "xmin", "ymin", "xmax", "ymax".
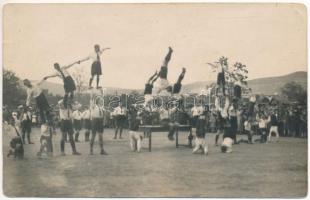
[
  {"xmin": 82, "ymin": 110, "xmax": 90, "ymax": 120},
  {"xmin": 244, "ymin": 121, "xmax": 251, "ymax": 131},
  {"xmin": 90, "ymin": 105, "xmax": 104, "ymax": 119},
  {"xmin": 21, "ymin": 111, "xmax": 32, "ymax": 121},
  {"xmin": 159, "ymin": 109, "xmax": 169, "ymax": 120},
  {"xmin": 26, "ymin": 80, "xmax": 45, "ymax": 106},
  {"xmin": 41, "ymin": 124, "xmax": 50, "ymax": 137},
  {"xmin": 228, "ymin": 106, "xmax": 237, "ymax": 117},
  {"xmin": 250, "ymin": 96, "xmax": 256, "ymax": 103},
  {"xmin": 191, "ymin": 106, "xmax": 204, "ymax": 117},
  {"xmin": 235, "ymin": 80, "xmax": 242, "ymax": 87},
  {"xmin": 59, "ymin": 108, "xmax": 72, "ymax": 120},
  {"xmin": 88, "ymin": 52, "xmax": 101, "ymax": 62},
  {"xmin": 114, "ymin": 106, "xmax": 126, "ymax": 116},
  {"xmin": 72, "ymin": 110, "xmax": 82, "ymax": 120}
]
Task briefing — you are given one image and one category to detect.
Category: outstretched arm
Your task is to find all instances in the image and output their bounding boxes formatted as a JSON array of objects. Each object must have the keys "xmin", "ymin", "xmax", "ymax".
[
  {"xmin": 37, "ymin": 77, "xmax": 47, "ymax": 86},
  {"xmin": 43, "ymin": 73, "xmax": 59, "ymax": 80},
  {"xmin": 99, "ymin": 47, "xmax": 111, "ymax": 54},
  {"xmin": 78, "ymin": 56, "xmax": 91, "ymax": 63},
  {"xmin": 62, "ymin": 61, "xmax": 80, "ymax": 70},
  {"xmin": 207, "ymin": 63, "xmax": 218, "ymax": 69}
]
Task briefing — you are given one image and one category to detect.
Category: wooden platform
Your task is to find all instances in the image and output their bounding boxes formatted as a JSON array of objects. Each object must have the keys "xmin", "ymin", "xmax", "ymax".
[{"xmin": 139, "ymin": 124, "xmax": 192, "ymax": 152}]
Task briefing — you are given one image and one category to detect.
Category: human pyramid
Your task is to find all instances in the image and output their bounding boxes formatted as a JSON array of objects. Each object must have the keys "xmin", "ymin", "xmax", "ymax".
[{"xmin": 7, "ymin": 44, "xmax": 271, "ymax": 159}]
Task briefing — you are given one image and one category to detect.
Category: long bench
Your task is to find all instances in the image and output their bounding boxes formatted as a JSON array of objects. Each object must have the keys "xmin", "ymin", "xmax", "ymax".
[{"xmin": 138, "ymin": 124, "xmax": 192, "ymax": 152}]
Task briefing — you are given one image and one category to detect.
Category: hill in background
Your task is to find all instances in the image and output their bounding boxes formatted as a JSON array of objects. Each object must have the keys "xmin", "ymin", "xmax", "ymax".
[{"xmin": 34, "ymin": 71, "xmax": 307, "ymax": 96}]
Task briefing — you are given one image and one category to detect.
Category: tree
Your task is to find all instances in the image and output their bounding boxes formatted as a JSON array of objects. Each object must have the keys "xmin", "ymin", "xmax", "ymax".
[
  {"xmin": 232, "ymin": 62, "xmax": 248, "ymax": 85},
  {"xmin": 3, "ymin": 69, "xmax": 27, "ymax": 108},
  {"xmin": 281, "ymin": 81, "xmax": 307, "ymax": 105},
  {"xmin": 72, "ymin": 68, "xmax": 88, "ymax": 94}
]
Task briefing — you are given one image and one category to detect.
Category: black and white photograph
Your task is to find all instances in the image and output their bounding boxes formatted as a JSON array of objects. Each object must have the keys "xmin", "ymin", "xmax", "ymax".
[{"xmin": 2, "ymin": 2, "xmax": 308, "ymax": 198}]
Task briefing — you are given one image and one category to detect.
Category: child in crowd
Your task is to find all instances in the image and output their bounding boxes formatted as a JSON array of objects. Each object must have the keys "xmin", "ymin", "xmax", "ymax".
[{"xmin": 37, "ymin": 123, "xmax": 53, "ymax": 157}]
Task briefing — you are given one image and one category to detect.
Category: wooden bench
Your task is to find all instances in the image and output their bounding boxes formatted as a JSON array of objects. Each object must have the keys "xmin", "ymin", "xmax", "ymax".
[{"xmin": 138, "ymin": 124, "xmax": 192, "ymax": 152}]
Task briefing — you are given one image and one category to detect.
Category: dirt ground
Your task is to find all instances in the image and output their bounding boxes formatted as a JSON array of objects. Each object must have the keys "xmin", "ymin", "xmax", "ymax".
[{"xmin": 2, "ymin": 127, "xmax": 307, "ymax": 198}]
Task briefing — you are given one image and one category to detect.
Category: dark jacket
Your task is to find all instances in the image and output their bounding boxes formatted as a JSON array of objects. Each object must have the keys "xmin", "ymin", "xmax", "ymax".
[{"xmin": 196, "ymin": 115, "xmax": 206, "ymax": 138}]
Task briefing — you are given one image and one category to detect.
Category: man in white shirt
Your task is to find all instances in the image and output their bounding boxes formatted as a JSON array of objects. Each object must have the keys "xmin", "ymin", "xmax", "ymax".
[
  {"xmin": 190, "ymin": 104, "xmax": 204, "ymax": 129},
  {"xmin": 44, "ymin": 61, "xmax": 80, "ymax": 109},
  {"xmin": 90, "ymin": 92, "xmax": 108, "ymax": 155},
  {"xmin": 72, "ymin": 106, "xmax": 82, "ymax": 142},
  {"xmin": 82, "ymin": 106, "xmax": 91, "ymax": 142},
  {"xmin": 20, "ymin": 106, "xmax": 33, "ymax": 144},
  {"xmin": 78, "ymin": 44, "xmax": 110, "ymax": 89},
  {"xmin": 23, "ymin": 78, "xmax": 50, "ymax": 123},
  {"xmin": 113, "ymin": 103, "xmax": 127, "ymax": 139},
  {"xmin": 58, "ymin": 99, "xmax": 81, "ymax": 156}
]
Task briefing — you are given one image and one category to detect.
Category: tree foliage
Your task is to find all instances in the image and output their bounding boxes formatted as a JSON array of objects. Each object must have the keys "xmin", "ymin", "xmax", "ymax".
[
  {"xmin": 281, "ymin": 81, "xmax": 307, "ymax": 105},
  {"xmin": 3, "ymin": 69, "xmax": 27, "ymax": 108}
]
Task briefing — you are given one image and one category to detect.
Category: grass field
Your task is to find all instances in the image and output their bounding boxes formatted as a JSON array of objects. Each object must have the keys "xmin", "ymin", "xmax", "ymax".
[{"xmin": 2, "ymin": 127, "xmax": 308, "ymax": 198}]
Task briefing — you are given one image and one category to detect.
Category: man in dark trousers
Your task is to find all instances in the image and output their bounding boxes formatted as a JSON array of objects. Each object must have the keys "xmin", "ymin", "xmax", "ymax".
[
  {"xmin": 89, "ymin": 90, "xmax": 108, "ymax": 155},
  {"xmin": 44, "ymin": 61, "xmax": 80, "ymax": 108},
  {"xmin": 58, "ymin": 99, "xmax": 81, "ymax": 156},
  {"xmin": 20, "ymin": 106, "xmax": 33, "ymax": 144}
]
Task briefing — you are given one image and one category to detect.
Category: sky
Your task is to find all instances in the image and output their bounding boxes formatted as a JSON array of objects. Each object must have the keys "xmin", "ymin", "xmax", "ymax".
[{"xmin": 3, "ymin": 3, "xmax": 307, "ymax": 89}]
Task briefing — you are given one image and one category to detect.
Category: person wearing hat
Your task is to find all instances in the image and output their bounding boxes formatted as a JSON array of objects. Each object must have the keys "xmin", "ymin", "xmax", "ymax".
[
  {"xmin": 156, "ymin": 47, "xmax": 173, "ymax": 94},
  {"xmin": 44, "ymin": 61, "xmax": 80, "ymax": 109},
  {"xmin": 20, "ymin": 105, "xmax": 33, "ymax": 144},
  {"xmin": 58, "ymin": 99, "xmax": 81, "ymax": 156},
  {"xmin": 24, "ymin": 78, "xmax": 50, "ymax": 123},
  {"xmin": 78, "ymin": 44, "xmax": 111, "ymax": 89}
]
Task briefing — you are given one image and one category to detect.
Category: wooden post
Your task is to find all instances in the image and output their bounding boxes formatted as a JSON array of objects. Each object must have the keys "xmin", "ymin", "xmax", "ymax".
[
  {"xmin": 176, "ymin": 127, "xmax": 179, "ymax": 148},
  {"xmin": 149, "ymin": 131, "xmax": 152, "ymax": 152}
]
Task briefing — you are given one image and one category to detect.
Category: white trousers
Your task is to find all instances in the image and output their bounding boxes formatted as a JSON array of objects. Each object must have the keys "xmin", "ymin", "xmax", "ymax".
[
  {"xmin": 129, "ymin": 131, "xmax": 143, "ymax": 152},
  {"xmin": 193, "ymin": 137, "xmax": 208, "ymax": 154},
  {"xmin": 268, "ymin": 126, "xmax": 279, "ymax": 142}
]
